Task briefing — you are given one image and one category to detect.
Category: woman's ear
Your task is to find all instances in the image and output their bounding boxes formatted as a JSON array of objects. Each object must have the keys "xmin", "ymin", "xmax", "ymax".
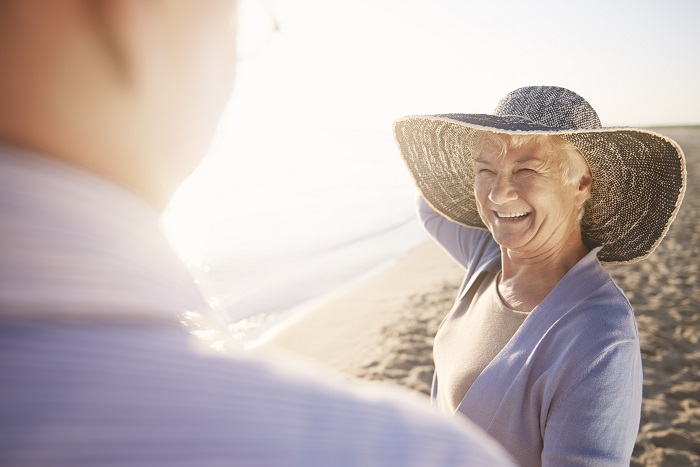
[{"xmin": 575, "ymin": 170, "xmax": 593, "ymax": 205}]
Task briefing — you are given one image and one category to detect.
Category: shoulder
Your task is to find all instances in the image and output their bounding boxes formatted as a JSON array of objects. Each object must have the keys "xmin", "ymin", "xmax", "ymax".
[
  {"xmin": 527, "ymin": 265, "xmax": 640, "ymax": 381},
  {"xmin": 0, "ymin": 325, "xmax": 516, "ymax": 466},
  {"xmin": 561, "ymin": 272, "xmax": 637, "ymax": 338},
  {"xmin": 537, "ymin": 252, "xmax": 638, "ymax": 343},
  {"xmin": 527, "ymin": 276, "xmax": 642, "ymax": 417},
  {"xmin": 538, "ymin": 271, "xmax": 638, "ymax": 358},
  {"xmin": 529, "ymin": 269, "xmax": 641, "ymax": 397}
]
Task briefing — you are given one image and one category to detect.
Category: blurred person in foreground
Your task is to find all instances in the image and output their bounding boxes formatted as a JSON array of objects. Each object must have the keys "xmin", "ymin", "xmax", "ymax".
[
  {"xmin": 0, "ymin": 1, "xmax": 516, "ymax": 465},
  {"xmin": 393, "ymin": 86, "xmax": 686, "ymax": 466}
]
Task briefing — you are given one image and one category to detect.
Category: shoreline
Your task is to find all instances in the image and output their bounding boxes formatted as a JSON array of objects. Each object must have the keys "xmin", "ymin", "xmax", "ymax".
[{"xmin": 256, "ymin": 240, "xmax": 464, "ymax": 377}]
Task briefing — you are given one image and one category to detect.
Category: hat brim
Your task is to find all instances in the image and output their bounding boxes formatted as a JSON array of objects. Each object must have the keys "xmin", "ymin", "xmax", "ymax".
[{"xmin": 393, "ymin": 114, "xmax": 687, "ymax": 263}]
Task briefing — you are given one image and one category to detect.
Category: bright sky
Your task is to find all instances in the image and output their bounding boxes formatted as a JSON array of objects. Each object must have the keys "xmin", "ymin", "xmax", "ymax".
[
  {"xmin": 165, "ymin": 0, "xmax": 699, "ymax": 265},
  {"xmin": 229, "ymin": 0, "xmax": 700, "ymax": 129}
]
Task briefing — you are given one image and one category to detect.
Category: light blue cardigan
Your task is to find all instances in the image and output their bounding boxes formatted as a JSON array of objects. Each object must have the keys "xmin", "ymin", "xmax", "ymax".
[{"xmin": 420, "ymin": 198, "xmax": 643, "ymax": 467}]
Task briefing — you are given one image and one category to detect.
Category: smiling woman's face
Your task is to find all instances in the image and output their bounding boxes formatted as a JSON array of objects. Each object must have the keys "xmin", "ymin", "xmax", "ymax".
[{"xmin": 473, "ymin": 136, "xmax": 590, "ymax": 256}]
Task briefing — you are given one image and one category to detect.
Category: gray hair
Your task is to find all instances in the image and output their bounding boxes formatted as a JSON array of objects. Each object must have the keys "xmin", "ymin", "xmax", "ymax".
[{"xmin": 473, "ymin": 132, "xmax": 591, "ymax": 219}]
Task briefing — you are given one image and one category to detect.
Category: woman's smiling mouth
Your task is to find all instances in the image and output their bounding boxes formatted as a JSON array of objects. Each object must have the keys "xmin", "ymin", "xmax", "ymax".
[{"xmin": 494, "ymin": 211, "xmax": 530, "ymax": 220}]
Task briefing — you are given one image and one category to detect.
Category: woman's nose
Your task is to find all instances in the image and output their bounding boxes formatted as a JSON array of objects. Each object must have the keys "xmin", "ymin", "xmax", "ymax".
[{"xmin": 488, "ymin": 174, "xmax": 518, "ymax": 204}]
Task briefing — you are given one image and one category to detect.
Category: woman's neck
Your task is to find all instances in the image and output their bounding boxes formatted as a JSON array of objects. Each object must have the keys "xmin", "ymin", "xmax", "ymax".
[{"xmin": 498, "ymin": 232, "xmax": 590, "ymax": 312}]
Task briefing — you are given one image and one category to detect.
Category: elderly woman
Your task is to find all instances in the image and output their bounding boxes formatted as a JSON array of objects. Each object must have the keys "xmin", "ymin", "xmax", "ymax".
[{"xmin": 393, "ymin": 86, "xmax": 686, "ymax": 466}]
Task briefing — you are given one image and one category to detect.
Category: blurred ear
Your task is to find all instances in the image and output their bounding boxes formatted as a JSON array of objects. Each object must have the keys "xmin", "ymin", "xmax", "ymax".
[{"xmin": 84, "ymin": 0, "xmax": 143, "ymax": 82}]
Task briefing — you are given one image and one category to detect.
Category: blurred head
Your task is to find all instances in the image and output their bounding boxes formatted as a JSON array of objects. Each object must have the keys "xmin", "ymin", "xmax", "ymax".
[
  {"xmin": 0, "ymin": 0, "xmax": 238, "ymax": 210},
  {"xmin": 472, "ymin": 133, "xmax": 592, "ymax": 255}
]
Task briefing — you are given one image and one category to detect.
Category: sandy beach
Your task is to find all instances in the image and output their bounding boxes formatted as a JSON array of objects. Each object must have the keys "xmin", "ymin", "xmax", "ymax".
[{"xmin": 261, "ymin": 127, "xmax": 700, "ymax": 466}]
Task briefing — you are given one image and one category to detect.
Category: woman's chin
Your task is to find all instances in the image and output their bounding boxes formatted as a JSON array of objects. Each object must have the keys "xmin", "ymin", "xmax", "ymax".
[
  {"xmin": 493, "ymin": 236, "xmax": 528, "ymax": 252},
  {"xmin": 491, "ymin": 227, "xmax": 531, "ymax": 250}
]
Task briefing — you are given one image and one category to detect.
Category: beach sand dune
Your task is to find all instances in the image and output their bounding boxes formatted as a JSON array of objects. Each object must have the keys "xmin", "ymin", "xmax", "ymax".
[{"xmin": 261, "ymin": 127, "xmax": 700, "ymax": 466}]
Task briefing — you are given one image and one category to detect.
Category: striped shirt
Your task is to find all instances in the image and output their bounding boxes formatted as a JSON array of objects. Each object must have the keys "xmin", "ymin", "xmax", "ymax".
[{"xmin": 0, "ymin": 144, "xmax": 515, "ymax": 466}]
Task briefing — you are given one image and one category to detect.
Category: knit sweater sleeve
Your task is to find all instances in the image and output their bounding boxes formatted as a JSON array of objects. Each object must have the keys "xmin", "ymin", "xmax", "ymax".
[{"xmin": 416, "ymin": 196, "xmax": 498, "ymax": 270}]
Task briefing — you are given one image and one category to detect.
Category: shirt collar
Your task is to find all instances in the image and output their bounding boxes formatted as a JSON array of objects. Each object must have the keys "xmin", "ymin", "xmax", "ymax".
[{"xmin": 0, "ymin": 143, "xmax": 210, "ymax": 323}]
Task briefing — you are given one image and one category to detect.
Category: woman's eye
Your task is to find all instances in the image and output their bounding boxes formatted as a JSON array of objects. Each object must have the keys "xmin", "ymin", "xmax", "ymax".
[
  {"xmin": 516, "ymin": 168, "xmax": 536, "ymax": 174},
  {"xmin": 477, "ymin": 168, "xmax": 495, "ymax": 175}
]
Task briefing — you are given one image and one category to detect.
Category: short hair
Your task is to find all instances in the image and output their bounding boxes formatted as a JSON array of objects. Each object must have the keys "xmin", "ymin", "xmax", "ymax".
[{"xmin": 473, "ymin": 132, "xmax": 590, "ymax": 186}]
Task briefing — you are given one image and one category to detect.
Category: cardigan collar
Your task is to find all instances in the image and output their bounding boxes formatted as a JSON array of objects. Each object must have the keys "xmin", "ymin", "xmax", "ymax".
[
  {"xmin": 456, "ymin": 238, "xmax": 603, "ymax": 304},
  {"xmin": 454, "ymin": 244, "xmax": 609, "ymax": 424}
]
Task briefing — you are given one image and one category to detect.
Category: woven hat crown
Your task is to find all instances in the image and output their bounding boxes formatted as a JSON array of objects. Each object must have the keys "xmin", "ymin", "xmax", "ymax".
[{"xmin": 495, "ymin": 86, "xmax": 602, "ymax": 130}]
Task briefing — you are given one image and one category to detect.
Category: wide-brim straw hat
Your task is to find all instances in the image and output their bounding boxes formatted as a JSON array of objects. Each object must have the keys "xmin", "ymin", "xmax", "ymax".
[{"xmin": 393, "ymin": 86, "xmax": 686, "ymax": 263}]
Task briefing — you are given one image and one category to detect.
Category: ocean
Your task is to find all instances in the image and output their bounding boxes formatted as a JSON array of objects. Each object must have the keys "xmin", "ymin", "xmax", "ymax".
[{"xmin": 164, "ymin": 126, "xmax": 428, "ymax": 341}]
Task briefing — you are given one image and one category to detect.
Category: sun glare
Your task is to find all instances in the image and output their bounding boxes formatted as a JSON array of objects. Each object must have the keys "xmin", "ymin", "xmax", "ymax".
[
  {"xmin": 162, "ymin": 166, "xmax": 214, "ymax": 269},
  {"xmin": 236, "ymin": 0, "xmax": 279, "ymax": 60}
]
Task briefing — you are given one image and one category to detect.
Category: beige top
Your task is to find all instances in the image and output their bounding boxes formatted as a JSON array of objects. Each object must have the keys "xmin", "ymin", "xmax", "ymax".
[{"xmin": 434, "ymin": 272, "xmax": 529, "ymax": 414}]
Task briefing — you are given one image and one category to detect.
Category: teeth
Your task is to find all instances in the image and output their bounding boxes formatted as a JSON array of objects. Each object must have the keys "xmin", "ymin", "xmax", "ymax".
[{"xmin": 497, "ymin": 212, "xmax": 528, "ymax": 219}]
